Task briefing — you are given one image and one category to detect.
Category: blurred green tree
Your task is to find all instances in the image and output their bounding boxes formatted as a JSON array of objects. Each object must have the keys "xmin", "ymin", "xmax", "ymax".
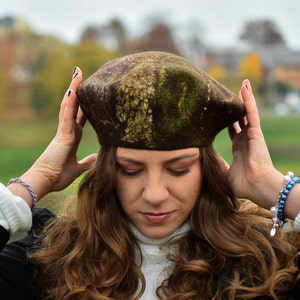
[
  {"xmin": 30, "ymin": 40, "xmax": 118, "ymax": 116},
  {"xmin": 72, "ymin": 40, "xmax": 119, "ymax": 78},
  {"xmin": 30, "ymin": 41, "xmax": 73, "ymax": 115}
]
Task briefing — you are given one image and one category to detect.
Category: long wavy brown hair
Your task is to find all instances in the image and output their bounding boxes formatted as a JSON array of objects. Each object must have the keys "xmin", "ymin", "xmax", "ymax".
[{"xmin": 30, "ymin": 145, "xmax": 300, "ymax": 299}]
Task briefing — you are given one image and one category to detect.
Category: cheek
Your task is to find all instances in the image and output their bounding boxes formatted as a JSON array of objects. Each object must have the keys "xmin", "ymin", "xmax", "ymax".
[
  {"xmin": 183, "ymin": 172, "xmax": 203, "ymax": 206},
  {"xmin": 182, "ymin": 181, "xmax": 202, "ymax": 206},
  {"xmin": 115, "ymin": 179, "xmax": 138, "ymax": 211}
]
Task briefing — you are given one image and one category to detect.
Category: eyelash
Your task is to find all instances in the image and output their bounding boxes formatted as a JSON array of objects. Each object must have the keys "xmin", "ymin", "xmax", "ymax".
[
  {"xmin": 168, "ymin": 168, "xmax": 191, "ymax": 177},
  {"xmin": 118, "ymin": 168, "xmax": 142, "ymax": 177},
  {"xmin": 118, "ymin": 165, "xmax": 191, "ymax": 177}
]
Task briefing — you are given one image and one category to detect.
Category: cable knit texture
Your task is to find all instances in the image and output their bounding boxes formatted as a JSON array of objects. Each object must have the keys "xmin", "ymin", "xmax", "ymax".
[
  {"xmin": 0, "ymin": 183, "xmax": 32, "ymax": 241},
  {"xmin": 130, "ymin": 222, "xmax": 190, "ymax": 299}
]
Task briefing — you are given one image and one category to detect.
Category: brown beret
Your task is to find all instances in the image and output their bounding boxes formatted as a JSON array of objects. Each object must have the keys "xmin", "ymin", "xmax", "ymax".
[{"xmin": 77, "ymin": 51, "xmax": 245, "ymax": 150}]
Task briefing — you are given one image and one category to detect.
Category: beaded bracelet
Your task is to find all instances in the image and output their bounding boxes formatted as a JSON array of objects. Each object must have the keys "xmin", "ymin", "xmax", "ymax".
[
  {"xmin": 270, "ymin": 172, "xmax": 300, "ymax": 236},
  {"xmin": 7, "ymin": 178, "xmax": 37, "ymax": 209}
]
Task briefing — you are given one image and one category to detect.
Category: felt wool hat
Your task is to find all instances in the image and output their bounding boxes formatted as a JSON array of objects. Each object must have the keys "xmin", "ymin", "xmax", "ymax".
[{"xmin": 77, "ymin": 51, "xmax": 245, "ymax": 150}]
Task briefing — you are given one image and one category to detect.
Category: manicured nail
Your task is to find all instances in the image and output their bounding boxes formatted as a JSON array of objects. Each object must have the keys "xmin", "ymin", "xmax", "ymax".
[
  {"xmin": 243, "ymin": 79, "xmax": 250, "ymax": 90},
  {"xmin": 67, "ymin": 90, "xmax": 71, "ymax": 97},
  {"xmin": 72, "ymin": 66, "xmax": 77, "ymax": 74},
  {"xmin": 73, "ymin": 72, "xmax": 79, "ymax": 79}
]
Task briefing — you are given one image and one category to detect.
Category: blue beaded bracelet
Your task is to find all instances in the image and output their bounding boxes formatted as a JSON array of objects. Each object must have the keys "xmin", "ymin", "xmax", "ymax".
[
  {"xmin": 277, "ymin": 176, "xmax": 300, "ymax": 221},
  {"xmin": 270, "ymin": 172, "xmax": 300, "ymax": 236}
]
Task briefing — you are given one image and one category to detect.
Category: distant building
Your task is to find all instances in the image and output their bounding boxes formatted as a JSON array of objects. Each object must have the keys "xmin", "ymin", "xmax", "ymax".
[{"xmin": 0, "ymin": 16, "xmax": 35, "ymax": 84}]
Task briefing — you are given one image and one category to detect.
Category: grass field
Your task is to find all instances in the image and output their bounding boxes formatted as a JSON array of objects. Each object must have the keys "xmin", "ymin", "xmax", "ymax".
[
  {"xmin": 214, "ymin": 115, "xmax": 300, "ymax": 174},
  {"xmin": 0, "ymin": 115, "xmax": 299, "ymax": 211}
]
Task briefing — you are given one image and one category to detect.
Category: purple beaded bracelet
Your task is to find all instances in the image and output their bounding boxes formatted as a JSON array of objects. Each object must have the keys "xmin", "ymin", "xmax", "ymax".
[{"xmin": 7, "ymin": 178, "xmax": 37, "ymax": 209}]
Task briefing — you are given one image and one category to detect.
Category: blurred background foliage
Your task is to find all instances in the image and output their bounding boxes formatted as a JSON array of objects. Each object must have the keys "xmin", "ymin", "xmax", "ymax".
[
  {"xmin": 1, "ymin": 16, "xmax": 300, "ymax": 120},
  {"xmin": 0, "ymin": 15, "xmax": 299, "ymax": 206}
]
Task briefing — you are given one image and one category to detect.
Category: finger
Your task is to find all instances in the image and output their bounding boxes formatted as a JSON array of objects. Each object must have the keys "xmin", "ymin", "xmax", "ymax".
[
  {"xmin": 76, "ymin": 106, "xmax": 87, "ymax": 128},
  {"xmin": 61, "ymin": 91, "xmax": 79, "ymax": 135},
  {"xmin": 240, "ymin": 79, "xmax": 260, "ymax": 128},
  {"xmin": 57, "ymin": 89, "xmax": 71, "ymax": 129},
  {"xmin": 69, "ymin": 67, "xmax": 83, "ymax": 91},
  {"xmin": 76, "ymin": 153, "xmax": 98, "ymax": 175},
  {"xmin": 238, "ymin": 87, "xmax": 248, "ymax": 129},
  {"xmin": 57, "ymin": 68, "xmax": 83, "ymax": 132},
  {"xmin": 228, "ymin": 122, "xmax": 240, "ymax": 141},
  {"xmin": 239, "ymin": 115, "xmax": 248, "ymax": 130},
  {"xmin": 67, "ymin": 67, "xmax": 84, "ymax": 127},
  {"xmin": 219, "ymin": 156, "xmax": 230, "ymax": 174},
  {"xmin": 227, "ymin": 124, "xmax": 235, "ymax": 141}
]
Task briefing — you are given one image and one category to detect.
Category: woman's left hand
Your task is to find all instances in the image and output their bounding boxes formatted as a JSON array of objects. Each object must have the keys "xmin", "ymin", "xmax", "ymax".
[{"xmin": 11, "ymin": 67, "xmax": 97, "ymax": 206}]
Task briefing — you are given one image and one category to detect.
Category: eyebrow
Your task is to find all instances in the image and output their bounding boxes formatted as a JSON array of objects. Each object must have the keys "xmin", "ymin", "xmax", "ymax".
[{"xmin": 116, "ymin": 152, "xmax": 200, "ymax": 165}]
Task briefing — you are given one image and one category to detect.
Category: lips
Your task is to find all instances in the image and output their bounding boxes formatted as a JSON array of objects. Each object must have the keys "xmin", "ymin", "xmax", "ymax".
[{"xmin": 142, "ymin": 212, "xmax": 172, "ymax": 223}]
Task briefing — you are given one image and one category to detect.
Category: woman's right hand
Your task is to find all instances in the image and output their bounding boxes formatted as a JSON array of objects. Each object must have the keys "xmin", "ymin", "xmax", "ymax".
[{"xmin": 8, "ymin": 67, "xmax": 97, "ymax": 207}]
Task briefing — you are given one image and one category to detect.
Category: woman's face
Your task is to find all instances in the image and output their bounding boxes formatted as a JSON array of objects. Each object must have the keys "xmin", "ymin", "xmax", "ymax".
[{"xmin": 115, "ymin": 147, "xmax": 202, "ymax": 239}]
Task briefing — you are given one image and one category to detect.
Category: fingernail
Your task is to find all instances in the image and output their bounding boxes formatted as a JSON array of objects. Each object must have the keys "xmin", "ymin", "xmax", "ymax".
[
  {"xmin": 73, "ymin": 72, "xmax": 79, "ymax": 79},
  {"xmin": 243, "ymin": 79, "xmax": 250, "ymax": 90},
  {"xmin": 68, "ymin": 90, "xmax": 71, "ymax": 97},
  {"xmin": 72, "ymin": 66, "xmax": 77, "ymax": 74}
]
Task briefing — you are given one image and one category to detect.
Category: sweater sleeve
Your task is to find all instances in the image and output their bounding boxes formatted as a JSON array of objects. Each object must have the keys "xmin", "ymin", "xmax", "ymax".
[
  {"xmin": 0, "ymin": 225, "xmax": 9, "ymax": 251},
  {"xmin": 0, "ymin": 208, "xmax": 56, "ymax": 299},
  {"xmin": 0, "ymin": 183, "xmax": 32, "ymax": 243}
]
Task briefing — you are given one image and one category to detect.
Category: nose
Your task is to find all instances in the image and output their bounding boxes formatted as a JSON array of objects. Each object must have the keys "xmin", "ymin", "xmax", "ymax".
[{"xmin": 142, "ymin": 173, "xmax": 169, "ymax": 205}]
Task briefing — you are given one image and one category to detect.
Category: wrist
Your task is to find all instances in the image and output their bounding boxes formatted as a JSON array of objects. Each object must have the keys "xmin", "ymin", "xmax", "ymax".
[
  {"xmin": 7, "ymin": 170, "xmax": 52, "ymax": 208},
  {"xmin": 268, "ymin": 171, "xmax": 300, "ymax": 220},
  {"xmin": 7, "ymin": 178, "xmax": 37, "ymax": 209},
  {"xmin": 21, "ymin": 169, "xmax": 53, "ymax": 200},
  {"xmin": 248, "ymin": 168, "xmax": 283, "ymax": 210},
  {"xmin": 269, "ymin": 172, "xmax": 300, "ymax": 236},
  {"xmin": 282, "ymin": 181, "xmax": 300, "ymax": 219}
]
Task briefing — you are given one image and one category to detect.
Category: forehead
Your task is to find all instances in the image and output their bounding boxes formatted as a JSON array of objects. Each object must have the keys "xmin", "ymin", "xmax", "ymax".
[{"xmin": 116, "ymin": 147, "xmax": 200, "ymax": 161}]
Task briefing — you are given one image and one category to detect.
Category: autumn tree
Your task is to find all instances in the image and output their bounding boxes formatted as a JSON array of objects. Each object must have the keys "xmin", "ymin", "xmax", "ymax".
[
  {"xmin": 239, "ymin": 52, "xmax": 263, "ymax": 93},
  {"xmin": 80, "ymin": 18, "xmax": 128, "ymax": 54},
  {"xmin": 131, "ymin": 20, "xmax": 180, "ymax": 55},
  {"xmin": 240, "ymin": 19, "xmax": 286, "ymax": 48},
  {"xmin": 0, "ymin": 17, "xmax": 42, "ymax": 118},
  {"xmin": 0, "ymin": 61, "xmax": 8, "ymax": 114},
  {"xmin": 206, "ymin": 64, "xmax": 226, "ymax": 82}
]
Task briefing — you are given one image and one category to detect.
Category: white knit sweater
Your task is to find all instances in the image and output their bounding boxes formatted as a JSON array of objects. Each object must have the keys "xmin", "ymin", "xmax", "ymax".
[
  {"xmin": 0, "ymin": 183, "xmax": 32, "ymax": 241},
  {"xmin": 131, "ymin": 222, "xmax": 190, "ymax": 299}
]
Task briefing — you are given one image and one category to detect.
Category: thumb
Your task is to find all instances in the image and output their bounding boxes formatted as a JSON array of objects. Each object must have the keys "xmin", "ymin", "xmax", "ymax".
[
  {"xmin": 219, "ymin": 157, "xmax": 230, "ymax": 174},
  {"xmin": 78, "ymin": 153, "xmax": 98, "ymax": 173}
]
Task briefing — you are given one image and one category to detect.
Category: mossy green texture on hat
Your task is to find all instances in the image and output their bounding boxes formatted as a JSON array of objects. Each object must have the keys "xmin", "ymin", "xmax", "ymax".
[{"xmin": 77, "ymin": 51, "xmax": 245, "ymax": 150}]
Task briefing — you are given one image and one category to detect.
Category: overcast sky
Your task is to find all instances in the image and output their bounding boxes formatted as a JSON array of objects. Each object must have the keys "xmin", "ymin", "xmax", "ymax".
[{"xmin": 1, "ymin": 0, "xmax": 300, "ymax": 50}]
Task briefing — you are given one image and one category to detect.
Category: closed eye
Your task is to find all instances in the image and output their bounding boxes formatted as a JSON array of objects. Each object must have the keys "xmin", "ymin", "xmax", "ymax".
[
  {"xmin": 167, "ymin": 168, "xmax": 191, "ymax": 177},
  {"xmin": 117, "ymin": 164, "xmax": 143, "ymax": 177}
]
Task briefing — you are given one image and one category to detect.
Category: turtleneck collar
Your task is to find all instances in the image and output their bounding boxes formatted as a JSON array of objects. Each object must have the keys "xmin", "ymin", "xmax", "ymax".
[
  {"xmin": 129, "ymin": 222, "xmax": 191, "ymax": 257},
  {"xmin": 129, "ymin": 222, "xmax": 191, "ymax": 299}
]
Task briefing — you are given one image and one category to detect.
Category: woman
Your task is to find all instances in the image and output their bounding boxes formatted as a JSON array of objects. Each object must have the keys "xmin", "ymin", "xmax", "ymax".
[{"xmin": 1, "ymin": 51, "xmax": 300, "ymax": 299}]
